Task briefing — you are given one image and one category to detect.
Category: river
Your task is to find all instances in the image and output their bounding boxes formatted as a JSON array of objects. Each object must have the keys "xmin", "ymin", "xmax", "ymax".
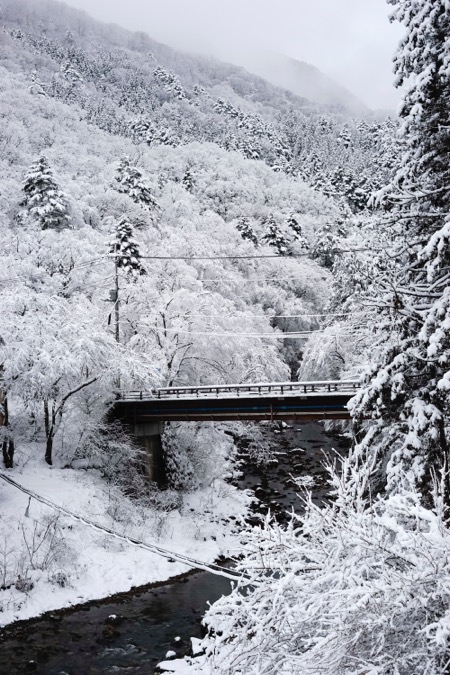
[{"xmin": 0, "ymin": 422, "xmax": 349, "ymax": 674}]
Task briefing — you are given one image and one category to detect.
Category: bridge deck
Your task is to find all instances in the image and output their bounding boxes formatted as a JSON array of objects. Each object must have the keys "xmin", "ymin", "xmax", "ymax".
[
  {"xmin": 120, "ymin": 380, "xmax": 360, "ymax": 401},
  {"xmin": 114, "ymin": 380, "xmax": 360, "ymax": 423}
]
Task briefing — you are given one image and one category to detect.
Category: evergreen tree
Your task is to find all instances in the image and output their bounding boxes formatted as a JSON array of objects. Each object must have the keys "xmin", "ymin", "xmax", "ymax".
[
  {"xmin": 60, "ymin": 60, "xmax": 83, "ymax": 84},
  {"xmin": 237, "ymin": 138, "xmax": 260, "ymax": 161},
  {"xmin": 21, "ymin": 156, "xmax": 70, "ymax": 231},
  {"xmin": 311, "ymin": 218, "xmax": 348, "ymax": 269},
  {"xmin": 182, "ymin": 165, "xmax": 194, "ymax": 193},
  {"xmin": 330, "ymin": 167, "xmax": 370, "ymax": 213},
  {"xmin": 236, "ymin": 216, "xmax": 258, "ymax": 246},
  {"xmin": 352, "ymin": 0, "xmax": 450, "ymax": 502},
  {"xmin": 153, "ymin": 66, "xmax": 186, "ymax": 100},
  {"xmin": 287, "ymin": 214, "xmax": 308, "ymax": 249},
  {"xmin": 115, "ymin": 157, "xmax": 159, "ymax": 212},
  {"xmin": 109, "ymin": 218, "xmax": 146, "ymax": 278},
  {"xmin": 261, "ymin": 214, "xmax": 288, "ymax": 255},
  {"xmin": 29, "ymin": 70, "xmax": 46, "ymax": 96},
  {"xmin": 129, "ymin": 119, "xmax": 178, "ymax": 147},
  {"xmin": 337, "ymin": 124, "xmax": 352, "ymax": 149}
]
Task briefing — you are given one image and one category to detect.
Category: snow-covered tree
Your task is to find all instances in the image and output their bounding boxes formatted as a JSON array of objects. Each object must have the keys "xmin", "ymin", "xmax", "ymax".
[
  {"xmin": 352, "ymin": 0, "xmax": 450, "ymax": 502},
  {"xmin": 0, "ymin": 224, "xmax": 161, "ymax": 466},
  {"xmin": 28, "ymin": 70, "xmax": 46, "ymax": 96},
  {"xmin": 287, "ymin": 213, "xmax": 308, "ymax": 249},
  {"xmin": 0, "ymin": 385, "xmax": 14, "ymax": 469},
  {"xmin": 261, "ymin": 213, "xmax": 288, "ymax": 255},
  {"xmin": 235, "ymin": 216, "xmax": 258, "ymax": 246},
  {"xmin": 175, "ymin": 464, "xmax": 450, "ymax": 674},
  {"xmin": 337, "ymin": 123, "xmax": 351, "ymax": 149},
  {"xmin": 182, "ymin": 165, "xmax": 194, "ymax": 193},
  {"xmin": 60, "ymin": 60, "xmax": 83, "ymax": 84},
  {"xmin": 153, "ymin": 65, "xmax": 186, "ymax": 100},
  {"xmin": 109, "ymin": 218, "xmax": 146, "ymax": 278},
  {"xmin": 130, "ymin": 118, "xmax": 178, "ymax": 147},
  {"xmin": 21, "ymin": 156, "xmax": 70, "ymax": 231},
  {"xmin": 115, "ymin": 156, "xmax": 159, "ymax": 212},
  {"xmin": 311, "ymin": 217, "xmax": 348, "ymax": 269}
]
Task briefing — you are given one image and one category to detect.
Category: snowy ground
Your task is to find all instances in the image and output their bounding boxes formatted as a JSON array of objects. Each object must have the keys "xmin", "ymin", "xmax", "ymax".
[{"xmin": 0, "ymin": 446, "xmax": 250, "ymax": 627}]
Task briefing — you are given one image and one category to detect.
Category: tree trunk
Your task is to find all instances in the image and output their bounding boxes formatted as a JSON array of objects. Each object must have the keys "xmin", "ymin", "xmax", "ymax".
[
  {"xmin": 1, "ymin": 396, "xmax": 14, "ymax": 469},
  {"xmin": 45, "ymin": 434, "xmax": 53, "ymax": 465},
  {"xmin": 2, "ymin": 439, "xmax": 14, "ymax": 469},
  {"xmin": 42, "ymin": 380, "xmax": 97, "ymax": 466},
  {"xmin": 438, "ymin": 415, "xmax": 450, "ymax": 513},
  {"xmin": 44, "ymin": 399, "xmax": 50, "ymax": 441},
  {"xmin": 44, "ymin": 400, "xmax": 55, "ymax": 465}
]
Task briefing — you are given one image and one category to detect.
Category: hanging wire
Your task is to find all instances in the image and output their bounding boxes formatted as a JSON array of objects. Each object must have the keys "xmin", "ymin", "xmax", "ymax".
[{"xmin": 148, "ymin": 326, "xmax": 367, "ymax": 339}]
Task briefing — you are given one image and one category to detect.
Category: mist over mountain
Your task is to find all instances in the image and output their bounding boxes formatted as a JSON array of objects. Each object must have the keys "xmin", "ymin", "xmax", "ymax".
[{"xmin": 235, "ymin": 50, "xmax": 369, "ymax": 114}]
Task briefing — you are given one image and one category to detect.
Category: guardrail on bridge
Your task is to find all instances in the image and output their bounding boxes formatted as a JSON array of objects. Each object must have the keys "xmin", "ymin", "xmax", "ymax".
[{"xmin": 119, "ymin": 380, "xmax": 361, "ymax": 401}]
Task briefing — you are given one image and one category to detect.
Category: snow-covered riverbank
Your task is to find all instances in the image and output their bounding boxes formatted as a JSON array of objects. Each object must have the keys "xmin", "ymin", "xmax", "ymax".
[{"xmin": 0, "ymin": 448, "xmax": 250, "ymax": 627}]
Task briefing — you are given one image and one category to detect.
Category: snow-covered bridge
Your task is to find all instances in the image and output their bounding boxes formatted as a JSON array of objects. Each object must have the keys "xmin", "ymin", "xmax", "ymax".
[
  {"xmin": 112, "ymin": 380, "xmax": 360, "ymax": 482},
  {"xmin": 114, "ymin": 380, "xmax": 361, "ymax": 423}
]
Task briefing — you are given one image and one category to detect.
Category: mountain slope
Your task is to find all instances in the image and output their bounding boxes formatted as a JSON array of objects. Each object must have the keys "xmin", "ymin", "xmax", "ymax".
[
  {"xmin": 1, "ymin": 0, "xmax": 395, "ymax": 206},
  {"xmin": 236, "ymin": 51, "xmax": 368, "ymax": 113}
]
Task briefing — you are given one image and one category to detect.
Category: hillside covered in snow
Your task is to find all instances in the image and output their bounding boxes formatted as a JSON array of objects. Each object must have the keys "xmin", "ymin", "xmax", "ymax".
[{"xmin": 0, "ymin": 0, "xmax": 399, "ymax": 625}]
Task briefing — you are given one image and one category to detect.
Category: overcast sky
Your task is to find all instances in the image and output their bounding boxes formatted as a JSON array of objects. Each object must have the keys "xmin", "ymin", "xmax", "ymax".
[{"xmin": 62, "ymin": 0, "xmax": 404, "ymax": 109}]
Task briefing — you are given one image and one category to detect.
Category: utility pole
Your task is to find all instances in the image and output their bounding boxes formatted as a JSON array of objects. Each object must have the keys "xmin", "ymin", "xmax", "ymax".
[
  {"xmin": 109, "ymin": 220, "xmax": 144, "ymax": 345},
  {"xmin": 110, "ymin": 248, "xmax": 121, "ymax": 397},
  {"xmin": 114, "ymin": 253, "xmax": 120, "ymax": 344}
]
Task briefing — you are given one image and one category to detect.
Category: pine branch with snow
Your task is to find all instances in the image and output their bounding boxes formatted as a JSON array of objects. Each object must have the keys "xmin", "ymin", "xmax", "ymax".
[{"xmin": 351, "ymin": 0, "xmax": 450, "ymax": 503}]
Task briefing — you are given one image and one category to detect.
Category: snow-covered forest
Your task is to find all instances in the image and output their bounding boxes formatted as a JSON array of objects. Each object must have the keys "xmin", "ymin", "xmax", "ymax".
[{"xmin": 1, "ymin": 0, "xmax": 450, "ymax": 672}]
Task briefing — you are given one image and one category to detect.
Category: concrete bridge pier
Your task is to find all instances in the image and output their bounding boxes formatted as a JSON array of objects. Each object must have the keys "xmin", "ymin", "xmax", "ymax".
[{"xmin": 132, "ymin": 421, "xmax": 166, "ymax": 484}]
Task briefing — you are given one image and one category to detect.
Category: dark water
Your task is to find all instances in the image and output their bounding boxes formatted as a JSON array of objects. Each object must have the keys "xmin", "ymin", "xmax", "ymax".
[
  {"xmin": 238, "ymin": 421, "xmax": 347, "ymax": 522},
  {"xmin": 0, "ymin": 570, "xmax": 232, "ymax": 675},
  {"xmin": 0, "ymin": 423, "xmax": 349, "ymax": 675}
]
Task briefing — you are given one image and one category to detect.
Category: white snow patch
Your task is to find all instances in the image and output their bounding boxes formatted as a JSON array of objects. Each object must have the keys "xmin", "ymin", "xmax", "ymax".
[{"xmin": 0, "ymin": 452, "xmax": 249, "ymax": 626}]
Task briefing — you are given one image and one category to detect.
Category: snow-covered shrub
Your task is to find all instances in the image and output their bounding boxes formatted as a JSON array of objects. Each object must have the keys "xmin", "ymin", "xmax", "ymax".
[
  {"xmin": 68, "ymin": 420, "xmax": 143, "ymax": 483},
  {"xmin": 162, "ymin": 423, "xmax": 237, "ymax": 492},
  {"xmin": 68, "ymin": 420, "xmax": 179, "ymax": 511},
  {"xmin": 19, "ymin": 513, "xmax": 70, "ymax": 574},
  {"xmin": 0, "ymin": 531, "xmax": 18, "ymax": 590},
  {"xmin": 0, "ymin": 512, "xmax": 76, "ymax": 599},
  {"xmin": 177, "ymin": 460, "xmax": 450, "ymax": 675},
  {"xmin": 14, "ymin": 575, "xmax": 34, "ymax": 594},
  {"xmin": 48, "ymin": 570, "xmax": 69, "ymax": 588},
  {"xmin": 234, "ymin": 424, "xmax": 273, "ymax": 466}
]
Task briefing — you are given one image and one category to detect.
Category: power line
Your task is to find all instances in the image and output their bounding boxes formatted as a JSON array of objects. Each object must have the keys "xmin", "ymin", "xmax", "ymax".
[
  {"xmin": 71, "ymin": 257, "xmax": 108, "ymax": 269},
  {"xmin": 143, "ymin": 312, "xmax": 364, "ymax": 319},
  {"xmin": 21, "ymin": 247, "xmax": 383, "ymax": 280},
  {"xmin": 69, "ymin": 276, "xmax": 115, "ymax": 291},
  {"xmin": 140, "ymin": 248, "xmax": 376, "ymax": 261},
  {"xmin": 199, "ymin": 277, "xmax": 317, "ymax": 283},
  {"xmin": 150, "ymin": 327, "xmax": 366, "ymax": 339}
]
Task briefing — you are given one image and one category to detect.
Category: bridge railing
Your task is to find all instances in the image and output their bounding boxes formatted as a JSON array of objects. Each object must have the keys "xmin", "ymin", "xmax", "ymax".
[{"xmin": 119, "ymin": 380, "xmax": 361, "ymax": 401}]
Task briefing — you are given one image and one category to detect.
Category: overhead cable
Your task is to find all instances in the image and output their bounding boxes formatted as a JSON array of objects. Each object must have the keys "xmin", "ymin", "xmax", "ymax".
[
  {"xmin": 143, "ymin": 312, "xmax": 364, "ymax": 319},
  {"xmin": 150, "ymin": 327, "xmax": 366, "ymax": 339},
  {"xmin": 140, "ymin": 248, "xmax": 376, "ymax": 261}
]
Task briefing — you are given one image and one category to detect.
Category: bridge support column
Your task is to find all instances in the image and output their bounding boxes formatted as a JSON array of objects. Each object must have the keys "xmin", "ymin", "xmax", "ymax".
[{"xmin": 132, "ymin": 421, "xmax": 166, "ymax": 484}]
